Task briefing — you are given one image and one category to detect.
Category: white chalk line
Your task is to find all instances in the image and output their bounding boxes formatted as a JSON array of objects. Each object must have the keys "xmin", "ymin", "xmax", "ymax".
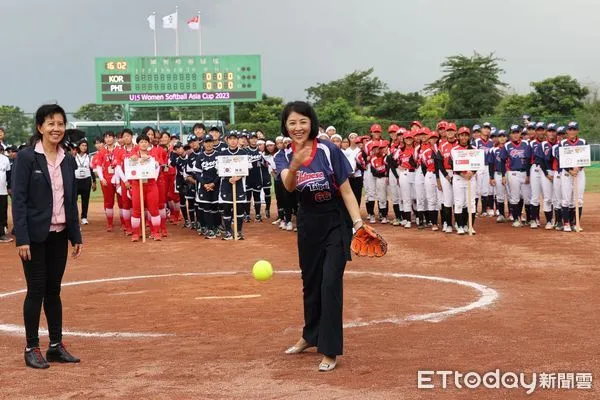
[
  {"xmin": 0, "ymin": 270, "xmax": 498, "ymax": 337},
  {"xmin": 109, "ymin": 290, "xmax": 149, "ymax": 296},
  {"xmin": 196, "ymin": 294, "xmax": 261, "ymax": 300}
]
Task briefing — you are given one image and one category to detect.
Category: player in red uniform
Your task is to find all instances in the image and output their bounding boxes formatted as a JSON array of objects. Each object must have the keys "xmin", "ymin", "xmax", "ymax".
[
  {"xmin": 113, "ymin": 129, "xmax": 137, "ymax": 235},
  {"xmin": 94, "ymin": 131, "xmax": 120, "ymax": 231}
]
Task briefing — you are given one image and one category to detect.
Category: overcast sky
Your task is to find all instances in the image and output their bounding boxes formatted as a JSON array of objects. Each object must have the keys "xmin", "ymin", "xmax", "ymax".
[{"xmin": 1, "ymin": 0, "xmax": 599, "ymax": 113}]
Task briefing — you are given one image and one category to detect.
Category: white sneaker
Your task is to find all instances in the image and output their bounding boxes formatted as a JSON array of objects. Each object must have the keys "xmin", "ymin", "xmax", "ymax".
[
  {"xmin": 432, "ymin": 225, "xmax": 439, "ymax": 231},
  {"xmin": 381, "ymin": 217, "xmax": 388, "ymax": 224},
  {"xmin": 81, "ymin": 218, "xmax": 89, "ymax": 225},
  {"xmin": 481, "ymin": 212, "xmax": 488, "ymax": 217},
  {"xmin": 392, "ymin": 218, "xmax": 401, "ymax": 226},
  {"xmin": 545, "ymin": 222, "xmax": 554, "ymax": 230},
  {"xmin": 530, "ymin": 221, "xmax": 538, "ymax": 229},
  {"xmin": 369, "ymin": 215, "xmax": 376, "ymax": 224},
  {"xmin": 563, "ymin": 224, "xmax": 572, "ymax": 232},
  {"xmin": 286, "ymin": 222, "xmax": 294, "ymax": 231},
  {"xmin": 279, "ymin": 220, "xmax": 286, "ymax": 229},
  {"xmin": 400, "ymin": 220, "xmax": 407, "ymax": 227},
  {"xmin": 496, "ymin": 215, "xmax": 505, "ymax": 223},
  {"xmin": 442, "ymin": 222, "xmax": 448, "ymax": 231},
  {"xmin": 512, "ymin": 221, "xmax": 522, "ymax": 228},
  {"xmin": 457, "ymin": 227, "xmax": 465, "ymax": 235},
  {"xmin": 404, "ymin": 222, "xmax": 411, "ymax": 229},
  {"xmin": 272, "ymin": 218, "xmax": 281, "ymax": 225},
  {"xmin": 444, "ymin": 226, "xmax": 453, "ymax": 234},
  {"xmin": 495, "ymin": 209, "xmax": 500, "ymax": 216}
]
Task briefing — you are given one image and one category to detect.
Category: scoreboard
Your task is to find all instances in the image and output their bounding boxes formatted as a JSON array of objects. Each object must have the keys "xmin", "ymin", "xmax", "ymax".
[{"xmin": 95, "ymin": 55, "xmax": 262, "ymax": 105}]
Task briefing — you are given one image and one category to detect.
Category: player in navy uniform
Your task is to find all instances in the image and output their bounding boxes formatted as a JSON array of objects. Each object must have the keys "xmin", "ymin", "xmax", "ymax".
[
  {"xmin": 185, "ymin": 136, "xmax": 203, "ymax": 231},
  {"xmin": 245, "ymin": 132, "xmax": 265, "ymax": 222},
  {"xmin": 277, "ymin": 101, "xmax": 384, "ymax": 372},
  {"xmin": 559, "ymin": 121, "xmax": 586, "ymax": 232},
  {"xmin": 208, "ymin": 126, "xmax": 226, "ymax": 153},
  {"xmin": 261, "ymin": 140, "xmax": 275, "ymax": 219},
  {"xmin": 172, "ymin": 142, "xmax": 194, "ymax": 228},
  {"xmin": 217, "ymin": 132, "xmax": 247, "ymax": 240},
  {"xmin": 474, "ymin": 122, "xmax": 494, "ymax": 216},
  {"xmin": 195, "ymin": 134, "xmax": 220, "ymax": 239},
  {"xmin": 489, "ymin": 130, "xmax": 508, "ymax": 222}
]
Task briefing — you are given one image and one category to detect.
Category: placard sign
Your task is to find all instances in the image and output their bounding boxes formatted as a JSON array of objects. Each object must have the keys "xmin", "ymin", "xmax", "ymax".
[
  {"xmin": 217, "ymin": 155, "xmax": 249, "ymax": 177},
  {"xmin": 124, "ymin": 157, "xmax": 158, "ymax": 180},
  {"xmin": 559, "ymin": 145, "xmax": 591, "ymax": 169},
  {"xmin": 451, "ymin": 149, "xmax": 486, "ymax": 172}
]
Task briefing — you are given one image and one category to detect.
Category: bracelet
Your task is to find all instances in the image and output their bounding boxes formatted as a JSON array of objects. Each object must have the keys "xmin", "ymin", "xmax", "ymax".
[{"xmin": 353, "ymin": 219, "xmax": 363, "ymax": 227}]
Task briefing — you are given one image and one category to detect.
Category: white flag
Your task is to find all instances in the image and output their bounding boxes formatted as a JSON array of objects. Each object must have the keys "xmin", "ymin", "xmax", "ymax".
[
  {"xmin": 187, "ymin": 16, "xmax": 200, "ymax": 30},
  {"xmin": 162, "ymin": 12, "xmax": 178, "ymax": 29},
  {"xmin": 147, "ymin": 14, "xmax": 156, "ymax": 31}
]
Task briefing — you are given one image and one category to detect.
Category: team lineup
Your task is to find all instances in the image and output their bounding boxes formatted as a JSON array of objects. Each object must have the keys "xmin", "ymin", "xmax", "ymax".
[{"xmin": 85, "ymin": 118, "xmax": 586, "ymax": 240}]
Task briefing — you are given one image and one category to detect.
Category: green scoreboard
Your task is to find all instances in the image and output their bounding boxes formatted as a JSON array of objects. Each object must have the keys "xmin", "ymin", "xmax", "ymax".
[{"xmin": 95, "ymin": 55, "xmax": 262, "ymax": 105}]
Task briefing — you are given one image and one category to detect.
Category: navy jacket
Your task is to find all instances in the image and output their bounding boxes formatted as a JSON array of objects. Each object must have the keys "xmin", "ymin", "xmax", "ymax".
[{"xmin": 11, "ymin": 146, "xmax": 82, "ymax": 246}]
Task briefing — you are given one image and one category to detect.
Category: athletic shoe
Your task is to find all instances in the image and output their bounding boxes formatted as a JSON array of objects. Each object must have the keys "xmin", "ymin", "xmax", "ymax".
[
  {"xmin": 286, "ymin": 222, "xmax": 294, "ymax": 231},
  {"xmin": 293, "ymin": 227, "xmax": 297, "ymax": 232},
  {"xmin": 512, "ymin": 221, "xmax": 522, "ymax": 228},
  {"xmin": 496, "ymin": 215, "xmax": 506, "ymax": 223},
  {"xmin": 400, "ymin": 219, "xmax": 407, "ymax": 227},
  {"xmin": 131, "ymin": 234, "xmax": 140, "ymax": 242},
  {"xmin": 204, "ymin": 230, "xmax": 216, "ymax": 239},
  {"xmin": 24, "ymin": 348, "xmax": 49, "ymax": 369},
  {"xmin": 392, "ymin": 218, "xmax": 401, "ymax": 226},
  {"xmin": 81, "ymin": 218, "xmax": 89, "ymax": 225},
  {"xmin": 417, "ymin": 223, "xmax": 424, "ymax": 230},
  {"xmin": 404, "ymin": 222, "xmax": 411, "ymax": 229},
  {"xmin": 272, "ymin": 218, "xmax": 281, "ymax": 225},
  {"xmin": 161, "ymin": 231, "xmax": 168, "ymax": 238},
  {"xmin": 255, "ymin": 215, "xmax": 263, "ymax": 222},
  {"xmin": 454, "ymin": 222, "xmax": 459, "ymax": 231},
  {"xmin": 427, "ymin": 222, "xmax": 433, "ymax": 227},
  {"xmin": 495, "ymin": 209, "xmax": 500, "ymax": 216},
  {"xmin": 279, "ymin": 220, "xmax": 286, "ymax": 229},
  {"xmin": 563, "ymin": 224, "xmax": 572, "ymax": 232},
  {"xmin": 265, "ymin": 210, "xmax": 271, "ymax": 219},
  {"xmin": 222, "ymin": 232, "xmax": 234, "ymax": 240},
  {"xmin": 46, "ymin": 343, "xmax": 80, "ymax": 363},
  {"xmin": 432, "ymin": 225, "xmax": 439, "ymax": 231},
  {"xmin": 508, "ymin": 215, "xmax": 514, "ymax": 222},
  {"xmin": 369, "ymin": 215, "xmax": 376, "ymax": 224},
  {"xmin": 554, "ymin": 223, "xmax": 563, "ymax": 231},
  {"xmin": 0, "ymin": 235, "xmax": 13, "ymax": 243},
  {"xmin": 444, "ymin": 225, "xmax": 453, "ymax": 234},
  {"xmin": 152, "ymin": 234, "xmax": 162, "ymax": 241},
  {"xmin": 456, "ymin": 227, "xmax": 465, "ymax": 235},
  {"xmin": 183, "ymin": 221, "xmax": 191, "ymax": 229},
  {"xmin": 381, "ymin": 217, "xmax": 389, "ymax": 224},
  {"xmin": 237, "ymin": 232, "xmax": 245, "ymax": 240},
  {"xmin": 106, "ymin": 225, "xmax": 113, "ymax": 232},
  {"xmin": 481, "ymin": 212, "xmax": 488, "ymax": 217},
  {"xmin": 244, "ymin": 215, "xmax": 251, "ymax": 223},
  {"xmin": 530, "ymin": 221, "xmax": 538, "ymax": 229},
  {"xmin": 545, "ymin": 222, "xmax": 554, "ymax": 230}
]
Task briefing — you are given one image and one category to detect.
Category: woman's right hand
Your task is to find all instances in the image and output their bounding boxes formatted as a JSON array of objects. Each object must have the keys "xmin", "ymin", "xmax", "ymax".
[
  {"xmin": 291, "ymin": 144, "xmax": 313, "ymax": 169},
  {"xmin": 17, "ymin": 245, "xmax": 31, "ymax": 261}
]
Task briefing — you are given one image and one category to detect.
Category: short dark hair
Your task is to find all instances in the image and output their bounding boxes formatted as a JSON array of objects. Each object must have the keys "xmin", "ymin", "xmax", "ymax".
[
  {"xmin": 136, "ymin": 134, "xmax": 150, "ymax": 144},
  {"xmin": 193, "ymin": 123, "xmax": 206, "ymax": 131},
  {"xmin": 141, "ymin": 126, "xmax": 155, "ymax": 136},
  {"xmin": 29, "ymin": 104, "xmax": 68, "ymax": 146},
  {"xmin": 122, "ymin": 128, "xmax": 133, "ymax": 136},
  {"xmin": 280, "ymin": 101, "xmax": 319, "ymax": 139},
  {"xmin": 104, "ymin": 131, "xmax": 115, "ymax": 138},
  {"xmin": 183, "ymin": 144, "xmax": 191, "ymax": 151},
  {"xmin": 161, "ymin": 131, "xmax": 171, "ymax": 139}
]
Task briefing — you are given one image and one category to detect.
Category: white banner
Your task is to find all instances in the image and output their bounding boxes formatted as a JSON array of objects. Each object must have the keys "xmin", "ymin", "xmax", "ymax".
[
  {"xmin": 217, "ymin": 155, "xmax": 249, "ymax": 177},
  {"xmin": 451, "ymin": 149, "xmax": 486, "ymax": 172},
  {"xmin": 124, "ymin": 156, "xmax": 158, "ymax": 180},
  {"xmin": 559, "ymin": 145, "xmax": 591, "ymax": 169}
]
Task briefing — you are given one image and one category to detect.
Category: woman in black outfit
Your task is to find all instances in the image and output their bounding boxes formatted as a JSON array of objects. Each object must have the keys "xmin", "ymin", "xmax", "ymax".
[
  {"xmin": 12, "ymin": 104, "xmax": 83, "ymax": 369},
  {"xmin": 74, "ymin": 140, "xmax": 96, "ymax": 225}
]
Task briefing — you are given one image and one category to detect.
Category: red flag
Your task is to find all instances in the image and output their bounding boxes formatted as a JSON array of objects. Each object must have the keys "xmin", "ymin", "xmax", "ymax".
[{"xmin": 187, "ymin": 16, "xmax": 200, "ymax": 30}]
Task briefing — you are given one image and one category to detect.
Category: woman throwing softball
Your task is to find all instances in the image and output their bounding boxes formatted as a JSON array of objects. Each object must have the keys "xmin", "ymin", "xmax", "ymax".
[{"xmin": 276, "ymin": 101, "xmax": 386, "ymax": 372}]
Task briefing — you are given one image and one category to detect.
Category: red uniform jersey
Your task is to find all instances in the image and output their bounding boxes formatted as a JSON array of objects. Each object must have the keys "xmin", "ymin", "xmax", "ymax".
[
  {"xmin": 95, "ymin": 145, "xmax": 119, "ymax": 179},
  {"xmin": 420, "ymin": 144, "xmax": 437, "ymax": 173},
  {"xmin": 370, "ymin": 154, "xmax": 387, "ymax": 177},
  {"xmin": 439, "ymin": 140, "xmax": 458, "ymax": 171},
  {"xmin": 393, "ymin": 146, "xmax": 415, "ymax": 170}
]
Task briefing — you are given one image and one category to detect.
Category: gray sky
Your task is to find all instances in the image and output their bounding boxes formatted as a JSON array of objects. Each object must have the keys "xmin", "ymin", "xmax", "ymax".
[{"xmin": 1, "ymin": 0, "xmax": 599, "ymax": 113}]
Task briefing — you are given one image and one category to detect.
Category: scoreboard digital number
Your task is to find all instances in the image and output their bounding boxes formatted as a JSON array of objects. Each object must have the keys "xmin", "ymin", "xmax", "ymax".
[{"xmin": 95, "ymin": 55, "xmax": 262, "ymax": 105}]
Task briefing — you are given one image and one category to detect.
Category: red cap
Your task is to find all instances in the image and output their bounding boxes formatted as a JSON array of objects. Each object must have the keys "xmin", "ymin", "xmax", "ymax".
[
  {"xmin": 380, "ymin": 139, "xmax": 390, "ymax": 147},
  {"xmin": 428, "ymin": 131, "xmax": 440, "ymax": 139},
  {"xmin": 446, "ymin": 122, "xmax": 457, "ymax": 132},
  {"xmin": 403, "ymin": 131, "xmax": 415, "ymax": 139},
  {"xmin": 410, "ymin": 120, "xmax": 423, "ymax": 129},
  {"xmin": 388, "ymin": 124, "xmax": 400, "ymax": 133},
  {"xmin": 370, "ymin": 124, "xmax": 382, "ymax": 134},
  {"xmin": 398, "ymin": 127, "xmax": 407, "ymax": 134},
  {"xmin": 458, "ymin": 126, "xmax": 471, "ymax": 135},
  {"xmin": 354, "ymin": 135, "xmax": 369, "ymax": 144},
  {"xmin": 436, "ymin": 120, "xmax": 448, "ymax": 131},
  {"xmin": 418, "ymin": 127, "xmax": 431, "ymax": 136}
]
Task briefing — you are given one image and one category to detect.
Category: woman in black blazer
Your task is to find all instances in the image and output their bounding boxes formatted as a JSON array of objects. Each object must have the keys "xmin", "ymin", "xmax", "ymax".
[{"xmin": 11, "ymin": 104, "xmax": 83, "ymax": 369}]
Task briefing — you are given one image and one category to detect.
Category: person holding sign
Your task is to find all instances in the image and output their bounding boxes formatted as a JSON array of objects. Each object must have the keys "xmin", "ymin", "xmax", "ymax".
[
  {"xmin": 277, "ymin": 101, "xmax": 386, "ymax": 372},
  {"xmin": 450, "ymin": 127, "xmax": 478, "ymax": 235},
  {"xmin": 125, "ymin": 134, "xmax": 161, "ymax": 242},
  {"xmin": 551, "ymin": 127, "xmax": 567, "ymax": 230},
  {"xmin": 74, "ymin": 140, "xmax": 96, "ymax": 225},
  {"xmin": 194, "ymin": 134, "xmax": 220, "ymax": 239},
  {"xmin": 559, "ymin": 121, "xmax": 586, "ymax": 232},
  {"xmin": 217, "ymin": 132, "xmax": 248, "ymax": 240},
  {"xmin": 499, "ymin": 125, "xmax": 532, "ymax": 228}
]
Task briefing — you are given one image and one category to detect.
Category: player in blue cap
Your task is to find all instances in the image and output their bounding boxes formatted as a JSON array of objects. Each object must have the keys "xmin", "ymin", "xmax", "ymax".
[
  {"xmin": 551, "ymin": 126, "xmax": 566, "ymax": 230},
  {"xmin": 528, "ymin": 122, "xmax": 547, "ymax": 228},
  {"xmin": 475, "ymin": 122, "xmax": 494, "ymax": 217},
  {"xmin": 559, "ymin": 121, "xmax": 586, "ymax": 232},
  {"xmin": 489, "ymin": 129, "xmax": 508, "ymax": 221}
]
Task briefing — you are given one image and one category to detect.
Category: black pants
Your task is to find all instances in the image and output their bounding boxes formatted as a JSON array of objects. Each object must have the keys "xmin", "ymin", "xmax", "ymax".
[
  {"xmin": 221, "ymin": 202, "xmax": 245, "ymax": 234},
  {"xmin": 22, "ymin": 230, "xmax": 69, "ymax": 348},
  {"xmin": 349, "ymin": 176, "xmax": 363, "ymax": 207},
  {"xmin": 0, "ymin": 194, "xmax": 7, "ymax": 234},
  {"xmin": 297, "ymin": 207, "xmax": 348, "ymax": 357},
  {"xmin": 76, "ymin": 178, "xmax": 92, "ymax": 219}
]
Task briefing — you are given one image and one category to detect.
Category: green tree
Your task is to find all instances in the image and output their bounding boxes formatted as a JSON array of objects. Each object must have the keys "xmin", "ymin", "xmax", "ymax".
[
  {"xmin": 0, "ymin": 105, "xmax": 33, "ymax": 144},
  {"xmin": 426, "ymin": 52, "xmax": 507, "ymax": 118},
  {"xmin": 575, "ymin": 101, "xmax": 600, "ymax": 142},
  {"xmin": 315, "ymin": 97, "xmax": 355, "ymax": 133},
  {"xmin": 494, "ymin": 94, "xmax": 532, "ymax": 119},
  {"xmin": 73, "ymin": 103, "xmax": 123, "ymax": 121},
  {"xmin": 418, "ymin": 92, "xmax": 450, "ymax": 121},
  {"xmin": 529, "ymin": 75, "xmax": 589, "ymax": 117},
  {"xmin": 372, "ymin": 91, "xmax": 424, "ymax": 121},
  {"xmin": 131, "ymin": 107, "xmax": 174, "ymax": 121},
  {"xmin": 306, "ymin": 68, "xmax": 388, "ymax": 112},
  {"xmin": 234, "ymin": 94, "xmax": 284, "ymax": 124}
]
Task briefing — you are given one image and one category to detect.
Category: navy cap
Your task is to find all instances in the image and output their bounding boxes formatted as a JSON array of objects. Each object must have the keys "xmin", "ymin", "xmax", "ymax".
[
  {"xmin": 510, "ymin": 124, "xmax": 521, "ymax": 133},
  {"xmin": 497, "ymin": 129, "xmax": 507, "ymax": 137},
  {"xmin": 203, "ymin": 134, "xmax": 214, "ymax": 142},
  {"xmin": 557, "ymin": 126, "xmax": 566, "ymax": 134},
  {"xmin": 225, "ymin": 131, "xmax": 238, "ymax": 138},
  {"xmin": 173, "ymin": 141, "xmax": 183, "ymax": 149},
  {"xmin": 527, "ymin": 122, "xmax": 536, "ymax": 129},
  {"xmin": 522, "ymin": 114, "xmax": 531, "ymax": 120},
  {"xmin": 483, "ymin": 122, "xmax": 492, "ymax": 128},
  {"xmin": 535, "ymin": 122, "xmax": 545, "ymax": 130},
  {"xmin": 490, "ymin": 128, "xmax": 498, "ymax": 137},
  {"xmin": 249, "ymin": 132, "xmax": 258, "ymax": 138},
  {"xmin": 209, "ymin": 126, "xmax": 220, "ymax": 133},
  {"xmin": 521, "ymin": 128, "xmax": 528, "ymax": 135},
  {"xmin": 187, "ymin": 135, "xmax": 198, "ymax": 142},
  {"xmin": 567, "ymin": 121, "xmax": 579, "ymax": 130},
  {"xmin": 170, "ymin": 134, "xmax": 180, "ymax": 139},
  {"xmin": 472, "ymin": 124, "xmax": 481, "ymax": 132},
  {"xmin": 547, "ymin": 123, "xmax": 557, "ymax": 131}
]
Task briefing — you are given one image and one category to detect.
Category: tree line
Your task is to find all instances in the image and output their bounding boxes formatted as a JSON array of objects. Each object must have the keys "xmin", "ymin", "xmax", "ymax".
[{"xmin": 1, "ymin": 52, "xmax": 599, "ymax": 143}]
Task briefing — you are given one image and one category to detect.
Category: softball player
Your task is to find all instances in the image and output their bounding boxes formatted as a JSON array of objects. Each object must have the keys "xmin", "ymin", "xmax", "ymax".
[
  {"xmin": 261, "ymin": 140, "xmax": 275, "ymax": 219},
  {"xmin": 414, "ymin": 128, "xmax": 430, "ymax": 229},
  {"xmin": 113, "ymin": 129, "xmax": 137, "ymax": 235},
  {"xmin": 436, "ymin": 123, "xmax": 457, "ymax": 233},
  {"xmin": 369, "ymin": 140, "xmax": 389, "ymax": 224},
  {"xmin": 450, "ymin": 127, "xmax": 477, "ymax": 235},
  {"xmin": 218, "ymin": 132, "xmax": 248, "ymax": 240},
  {"xmin": 392, "ymin": 131, "xmax": 417, "ymax": 228},
  {"xmin": 94, "ymin": 131, "xmax": 119, "ymax": 232},
  {"xmin": 532, "ymin": 123, "xmax": 558, "ymax": 229},
  {"xmin": 474, "ymin": 122, "xmax": 494, "ymax": 216},
  {"xmin": 488, "ymin": 130, "xmax": 508, "ymax": 222},
  {"xmin": 186, "ymin": 137, "xmax": 203, "ymax": 231},
  {"xmin": 387, "ymin": 126, "xmax": 404, "ymax": 225},
  {"xmin": 559, "ymin": 121, "xmax": 586, "ymax": 232},
  {"xmin": 195, "ymin": 134, "xmax": 220, "ymax": 239},
  {"xmin": 362, "ymin": 124, "xmax": 383, "ymax": 223},
  {"xmin": 499, "ymin": 125, "xmax": 532, "ymax": 228},
  {"xmin": 172, "ymin": 143, "xmax": 193, "ymax": 228},
  {"xmin": 551, "ymin": 127, "xmax": 566, "ymax": 230},
  {"xmin": 245, "ymin": 133, "xmax": 265, "ymax": 222},
  {"xmin": 421, "ymin": 131, "xmax": 440, "ymax": 231}
]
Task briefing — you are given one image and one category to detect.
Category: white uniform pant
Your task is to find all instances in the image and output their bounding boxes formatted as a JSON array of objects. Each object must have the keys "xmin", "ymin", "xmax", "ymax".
[
  {"xmin": 476, "ymin": 168, "xmax": 490, "ymax": 198},
  {"xmin": 530, "ymin": 165, "xmax": 553, "ymax": 212},
  {"xmin": 493, "ymin": 172, "xmax": 507, "ymax": 202},
  {"xmin": 363, "ymin": 167, "xmax": 376, "ymax": 202},
  {"xmin": 440, "ymin": 172, "xmax": 454, "ymax": 208},
  {"xmin": 453, "ymin": 174, "xmax": 476, "ymax": 214},
  {"xmin": 374, "ymin": 177, "xmax": 388, "ymax": 209},
  {"xmin": 398, "ymin": 170, "xmax": 415, "ymax": 213},
  {"xmin": 507, "ymin": 171, "xmax": 527, "ymax": 205},
  {"xmin": 561, "ymin": 170, "xmax": 585, "ymax": 208},
  {"xmin": 522, "ymin": 180, "xmax": 531, "ymax": 205},
  {"xmin": 424, "ymin": 172, "xmax": 439, "ymax": 211},
  {"xmin": 389, "ymin": 172, "xmax": 401, "ymax": 206},
  {"xmin": 552, "ymin": 170, "xmax": 562, "ymax": 209},
  {"xmin": 414, "ymin": 171, "xmax": 426, "ymax": 212}
]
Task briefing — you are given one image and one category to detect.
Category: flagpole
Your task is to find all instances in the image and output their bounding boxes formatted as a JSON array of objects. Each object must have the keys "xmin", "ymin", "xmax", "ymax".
[
  {"xmin": 152, "ymin": 12, "xmax": 158, "ymax": 56},
  {"xmin": 175, "ymin": 5, "xmax": 180, "ymax": 56},
  {"xmin": 198, "ymin": 11, "xmax": 202, "ymax": 55}
]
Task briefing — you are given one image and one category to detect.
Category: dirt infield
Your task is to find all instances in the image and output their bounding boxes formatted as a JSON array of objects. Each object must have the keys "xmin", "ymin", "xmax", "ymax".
[{"xmin": 1, "ymin": 196, "xmax": 599, "ymax": 399}]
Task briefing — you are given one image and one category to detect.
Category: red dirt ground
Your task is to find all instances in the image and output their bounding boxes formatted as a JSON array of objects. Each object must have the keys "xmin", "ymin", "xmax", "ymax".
[{"xmin": 1, "ymin": 195, "xmax": 599, "ymax": 399}]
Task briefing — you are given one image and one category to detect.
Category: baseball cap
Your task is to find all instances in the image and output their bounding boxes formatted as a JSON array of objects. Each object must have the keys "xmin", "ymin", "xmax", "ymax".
[
  {"xmin": 535, "ymin": 122, "xmax": 545, "ymax": 130},
  {"xmin": 173, "ymin": 141, "xmax": 183, "ymax": 149},
  {"xmin": 225, "ymin": 131, "xmax": 238, "ymax": 139},
  {"xmin": 497, "ymin": 130, "xmax": 507, "ymax": 137},
  {"xmin": 410, "ymin": 120, "xmax": 423, "ymax": 129},
  {"xmin": 458, "ymin": 127, "xmax": 471, "ymax": 135},
  {"xmin": 203, "ymin": 134, "xmax": 215, "ymax": 142},
  {"xmin": 428, "ymin": 131, "xmax": 440, "ymax": 139},
  {"xmin": 482, "ymin": 122, "xmax": 492, "ymax": 129},
  {"xmin": 370, "ymin": 124, "xmax": 382, "ymax": 134},
  {"xmin": 249, "ymin": 132, "xmax": 258, "ymax": 138},
  {"xmin": 490, "ymin": 129, "xmax": 498, "ymax": 138},
  {"xmin": 522, "ymin": 114, "xmax": 531, "ymax": 120},
  {"xmin": 557, "ymin": 126, "xmax": 566, "ymax": 134},
  {"xmin": 418, "ymin": 127, "xmax": 431, "ymax": 136},
  {"xmin": 266, "ymin": 140, "xmax": 275, "ymax": 146},
  {"xmin": 472, "ymin": 124, "xmax": 481, "ymax": 132},
  {"xmin": 510, "ymin": 124, "xmax": 521, "ymax": 133},
  {"xmin": 170, "ymin": 134, "xmax": 180, "ymax": 139},
  {"xmin": 527, "ymin": 122, "xmax": 536, "ymax": 129},
  {"xmin": 209, "ymin": 126, "xmax": 220, "ymax": 133},
  {"xmin": 547, "ymin": 123, "xmax": 557, "ymax": 131},
  {"xmin": 446, "ymin": 122, "xmax": 457, "ymax": 132},
  {"xmin": 187, "ymin": 134, "xmax": 198, "ymax": 142},
  {"xmin": 403, "ymin": 131, "xmax": 415, "ymax": 139},
  {"xmin": 398, "ymin": 127, "xmax": 407, "ymax": 135},
  {"xmin": 388, "ymin": 124, "xmax": 400, "ymax": 133},
  {"xmin": 567, "ymin": 121, "xmax": 579, "ymax": 130}
]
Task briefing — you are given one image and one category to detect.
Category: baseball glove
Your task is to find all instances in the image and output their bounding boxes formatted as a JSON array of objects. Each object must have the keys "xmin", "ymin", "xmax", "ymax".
[{"xmin": 351, "ymin": 224, "xmax": 387, "ymax": 257}]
